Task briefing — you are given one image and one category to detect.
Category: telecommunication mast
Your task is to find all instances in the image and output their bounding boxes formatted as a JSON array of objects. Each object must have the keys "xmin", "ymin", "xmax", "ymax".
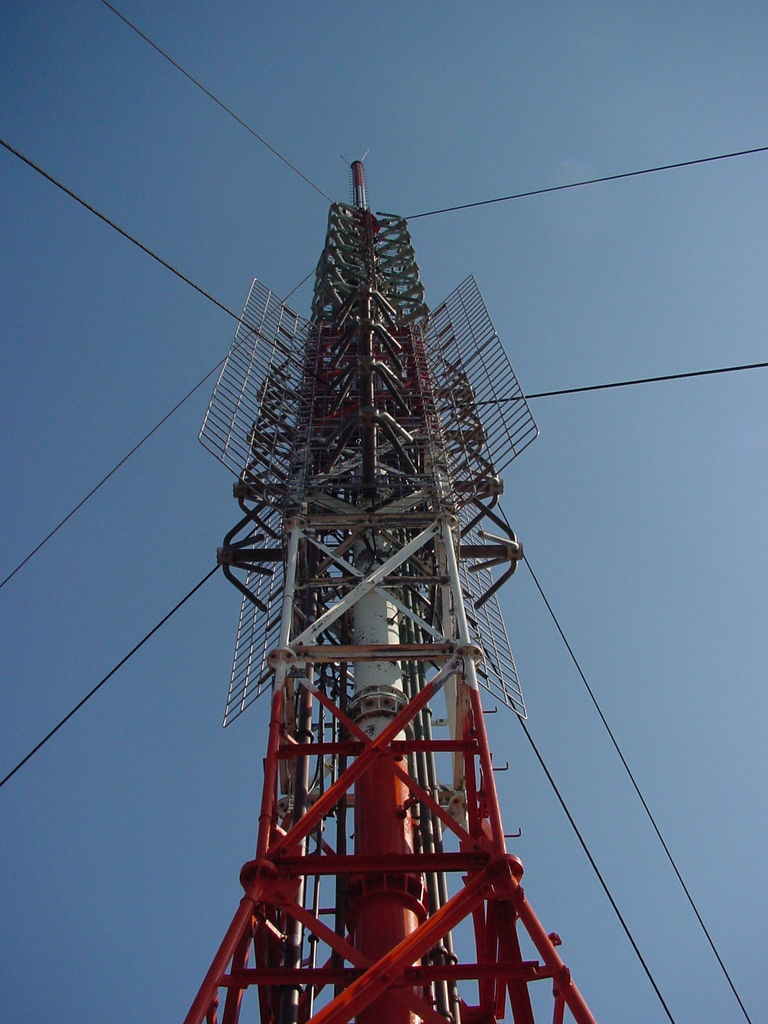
[{"xmin": 188, "ymin": 162, "xmax": 599, "ymax": 1024}]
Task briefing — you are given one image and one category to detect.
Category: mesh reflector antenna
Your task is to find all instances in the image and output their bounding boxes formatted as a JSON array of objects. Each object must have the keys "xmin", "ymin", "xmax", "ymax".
[
  {"xmin": 199, "ymin": 279, "xmax": 306, "ymax": 723},
  {"xmin": 199, "ymin": 278, "xmax": 307, "ymax": 502},
  {"xmin": 424, "ymin": 276, "xmax": 538, "ymax": 506},
  {"xmin": 458, "ymin": 502, "xmax": 526, "ymax": 717},
  {"xmin": 224, "ymin": 551, "xmax": 284, "ymax": 726}
]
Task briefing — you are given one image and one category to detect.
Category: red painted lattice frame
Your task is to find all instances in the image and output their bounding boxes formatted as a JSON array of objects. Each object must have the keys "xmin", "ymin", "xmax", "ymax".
[{"xmin": 183, "ymin": 665, "xmax": 598, "ymax": 1024}]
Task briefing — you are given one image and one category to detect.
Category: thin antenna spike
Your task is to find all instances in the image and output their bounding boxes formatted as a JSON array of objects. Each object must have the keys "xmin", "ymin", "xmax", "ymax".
[{"xmin": 351, "ymin": 159, "xmax": 368, "ymax": 209}]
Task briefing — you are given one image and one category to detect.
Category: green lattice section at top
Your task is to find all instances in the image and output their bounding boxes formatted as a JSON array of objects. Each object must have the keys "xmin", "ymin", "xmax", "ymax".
[{"xmin": 311, "ymin": 203, "xmax": 428, "ymax": 324}]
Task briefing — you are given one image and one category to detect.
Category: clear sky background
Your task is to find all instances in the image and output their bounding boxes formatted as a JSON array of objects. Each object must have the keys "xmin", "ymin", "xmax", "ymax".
[{"xmin": 1, "ymin": 2, "xmax": 767, "ymax": 1021}]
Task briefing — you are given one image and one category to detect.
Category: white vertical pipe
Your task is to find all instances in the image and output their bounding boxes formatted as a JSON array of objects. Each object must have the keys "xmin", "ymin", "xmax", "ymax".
[
  {"xmin": 272, "ymin": 517, "xmax": 304, "ymax": 687},
  {"xmin": 441, "ymin": 516, "xmax": 479, "ymax": 690}
]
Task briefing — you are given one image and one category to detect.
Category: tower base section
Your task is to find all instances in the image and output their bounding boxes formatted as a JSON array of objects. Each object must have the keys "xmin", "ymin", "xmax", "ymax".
[{"xmin": 183, "ymin": 678, "xmax": 598, "ymax": 1024}]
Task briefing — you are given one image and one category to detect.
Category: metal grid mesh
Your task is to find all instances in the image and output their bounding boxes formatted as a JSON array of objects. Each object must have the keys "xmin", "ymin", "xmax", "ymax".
[
  {"xmin": 199, "ymin": 278, "xmax": 307, "ymax": 493},
  {"xmin": 197, "ymin": 278, "xmax": 304, "ymax": 725},
  {"xmin": 458, "ymin": 505, "xmax": 526, "ymax": 718},
  {"xmin": 424, "ymin": 277, "xmax": 538, "ymax": 502},
  {"xmin": 223, "ymin": 543, "xmax": 284, "ymax": 726}
]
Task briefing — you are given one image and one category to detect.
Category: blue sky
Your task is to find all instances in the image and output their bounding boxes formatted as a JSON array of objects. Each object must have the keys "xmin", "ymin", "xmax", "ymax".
[{"xmin": 1, "ymin": 2, "xmax": 767, "ymax": 1020}]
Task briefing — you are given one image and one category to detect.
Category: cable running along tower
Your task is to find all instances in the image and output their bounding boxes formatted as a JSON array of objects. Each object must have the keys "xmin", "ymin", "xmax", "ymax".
[{"xmin": 191, "ymin": 162, "xmax": 599, "ymax": 1024}]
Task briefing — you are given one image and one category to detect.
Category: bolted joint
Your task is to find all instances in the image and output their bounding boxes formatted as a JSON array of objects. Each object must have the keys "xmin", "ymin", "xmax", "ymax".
[
  {"xmin": 486, "ymin": 854, "xmax": 525, "ymax": 893},
  {"xmin": 348, "ymin": 684, "xmax": 409, "ymax": 727},
  {"xmin": 239, "ymin": 858, "xmax": 301, "ymax": 905},
  {"xmin": 478, "ymin": 528, "xmax": 523, "ymax": 560},
  {"xmin": 457, "ymin": 643, "xmax": 483, "ymax": 665},
  {"xmin": 239, "ymin": 858, "xmax": 278, "ymax": 892},
  {"xmin": 554, "ymin": 964, "xmax": 572, "ymax": 989},
  {"xmin": 267, "ymin": 647, "xmax": 297, "ymax": 670}
]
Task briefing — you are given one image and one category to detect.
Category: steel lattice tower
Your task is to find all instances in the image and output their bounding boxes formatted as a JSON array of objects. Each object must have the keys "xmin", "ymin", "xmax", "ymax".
[{"xmin": 189, "ymin": 163, "xmax": 599, "ymax": 1024}]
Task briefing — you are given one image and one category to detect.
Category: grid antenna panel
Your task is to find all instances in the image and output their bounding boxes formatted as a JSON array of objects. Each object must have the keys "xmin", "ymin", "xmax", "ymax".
[
  {"xmin": 223, "ymin": 547, "xmax": 285, "ymax": 726},
  {"xmin": 199, "ymin": 278, "xmax": 308, "ymax": 492},
  {"xmin": 458, "ymin": 504, "xmax": 526, "ymax": 718},
  {"xmin": 424, "ymin": 276, "xmax": 538, "ymax": 503}
]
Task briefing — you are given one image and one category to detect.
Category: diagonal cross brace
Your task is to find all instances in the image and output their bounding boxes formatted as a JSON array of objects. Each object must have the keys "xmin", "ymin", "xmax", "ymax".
[
  {"xmin": 291, "ymin": 520, "xmax": 441, "ymax": 646},
  {"xmin": 283, "ymin": 903, "xmax": 449, "ymax": 1024},
  {"xmin": 303, "ymin": 531, "xmax": 445, "ymax": 640},
  {"xmin": 304, "ymin": 866, "xmax": 493, "ymax": 1024},
  {"xmin": 301, "ymin": 680, "xmax": 476, "ymax": 847},
  {"xmin": 268, "ymin": 656, "xmax": 459, "ymax": 859},
  {"xmin": 391, "ymin": 760, "xmax": 476, "ymax": 849}
]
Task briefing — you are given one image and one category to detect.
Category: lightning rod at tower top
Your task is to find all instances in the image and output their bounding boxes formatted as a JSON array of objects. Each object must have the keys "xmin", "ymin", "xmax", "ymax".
[{"xmin": 189, "ymin": 160, "xmax": 600, "ymax": 1023}]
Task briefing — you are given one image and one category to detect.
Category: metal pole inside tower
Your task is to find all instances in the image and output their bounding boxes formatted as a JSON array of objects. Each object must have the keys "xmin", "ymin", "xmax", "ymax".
[
  {"xmin": 347, "ymin": 168, "xmax": 418, "ymax": 1024},
  {"xmin": 189, "ymin": 163, "xmax": 600, "ymax": 1024}
]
